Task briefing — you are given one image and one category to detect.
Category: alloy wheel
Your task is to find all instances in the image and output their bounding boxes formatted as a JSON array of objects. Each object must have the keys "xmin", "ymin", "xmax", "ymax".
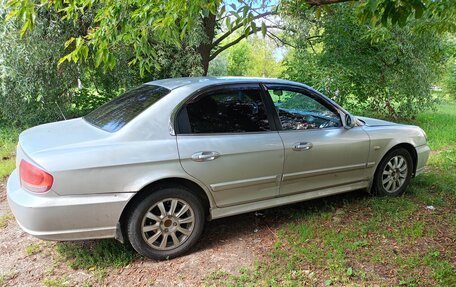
[
  {"xmin": 141, "ymin": 198, "xmax": 195, "ymax": 250},
  {"xmin": 381, "ymin": 155, "xmax": 408, "ymax": 193}
]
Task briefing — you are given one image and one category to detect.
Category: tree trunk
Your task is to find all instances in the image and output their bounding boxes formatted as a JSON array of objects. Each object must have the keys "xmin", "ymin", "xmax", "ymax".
[{"xmin": 198, "ymin": 12, "xmax": 217, "ymax": 76}]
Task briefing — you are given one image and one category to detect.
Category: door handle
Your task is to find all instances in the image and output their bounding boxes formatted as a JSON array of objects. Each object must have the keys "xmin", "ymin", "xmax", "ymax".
[
  {"xmin": 292, "ymin": 142, "xmax": 313, "ymax": 151},
  {"xmin": 191, "ymin": 151, "xmax": 220, "ymax": 162}
]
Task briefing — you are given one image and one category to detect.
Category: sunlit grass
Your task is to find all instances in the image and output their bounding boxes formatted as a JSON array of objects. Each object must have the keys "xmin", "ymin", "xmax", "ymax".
[
  {"xmin": 0, "ymin": 127, "xmax": 20, "ymax": 179},
  {"xmin": 413, "ymin": 102, "xmax": 456, "ymax": 150}
]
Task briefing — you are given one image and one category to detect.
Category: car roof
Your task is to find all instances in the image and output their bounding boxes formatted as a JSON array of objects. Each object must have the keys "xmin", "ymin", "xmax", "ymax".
[{"xmin": 144, "ymin": 76, "xmax": 306, "ymax": 90}]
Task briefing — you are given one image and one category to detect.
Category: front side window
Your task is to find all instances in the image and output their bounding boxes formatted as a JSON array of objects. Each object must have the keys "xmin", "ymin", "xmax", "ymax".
[
  {"xmin": 84, "ymin": 85, "xmax": 170, "ymax": 132},
  {"xmin": 185, "ymin": 88, "xmax": 270, "ymax": 133},
  {"xmin": 267, "ymin": 88, "xmax": 341, "ymax": 130}
]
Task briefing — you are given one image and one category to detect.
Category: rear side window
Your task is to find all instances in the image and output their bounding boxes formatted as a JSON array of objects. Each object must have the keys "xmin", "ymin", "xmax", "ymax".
[
  {"xmin": 185, "ymin": 88, "xmax": 270, "ymax": 133},
  {"xmin": 84, "ymin": 85, "xmax": 169, "ymax": 132}
]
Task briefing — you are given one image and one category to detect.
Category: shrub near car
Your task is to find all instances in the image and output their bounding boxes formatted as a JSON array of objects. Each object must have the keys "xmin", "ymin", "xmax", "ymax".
[{"xmin": 7, "ymin": 77, "xmax": 430, "ymax": 259}]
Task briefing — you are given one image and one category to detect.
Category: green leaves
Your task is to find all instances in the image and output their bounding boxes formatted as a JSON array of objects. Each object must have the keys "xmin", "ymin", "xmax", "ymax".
[
  {"xmin": 5, "ymin": 0, "xmax": 222, "ymax": 76},
  {"xmin": 284, "ymin": 3, "xmax": 444, "ymax": 119},
  {"xmin": 261, "ymin": 22, "xmax": 267, "ymax": 37},
  {"xmin": 6, "ymin": 0, "xmax": 36, "ymax": 36},
  {"xmin": 356, "ymin": 0, "xmax": 452, "ymax": 29},
  {"xmin": 58, "ymin": 37, "xmax": 89, "ymax": 66}
]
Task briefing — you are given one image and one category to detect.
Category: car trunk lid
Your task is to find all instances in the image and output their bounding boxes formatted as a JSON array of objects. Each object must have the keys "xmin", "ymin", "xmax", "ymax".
[{"xmin": 18, "ymin": 118, "xmax": 109, "ymax": 160}]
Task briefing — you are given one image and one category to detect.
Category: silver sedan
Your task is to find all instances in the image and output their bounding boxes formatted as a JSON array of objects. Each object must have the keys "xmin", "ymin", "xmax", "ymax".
[{"xmin": 7, "ymin": 77, "xmax": 430, "ymax": 259}]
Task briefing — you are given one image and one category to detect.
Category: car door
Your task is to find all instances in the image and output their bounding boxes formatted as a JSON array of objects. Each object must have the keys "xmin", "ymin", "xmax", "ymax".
[
  {"xmin": 176, "ymin": 84, "xmax": 284, "ymax": 207},
  {"xmin": 263, "ymin": 84, "xmax": 370, "ymax": 196}
]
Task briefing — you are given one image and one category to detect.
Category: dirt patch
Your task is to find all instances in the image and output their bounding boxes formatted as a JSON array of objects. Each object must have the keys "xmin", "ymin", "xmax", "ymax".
[{"xmin": 0, "ymin": 181, "xmax": 276, "ymax": 286}]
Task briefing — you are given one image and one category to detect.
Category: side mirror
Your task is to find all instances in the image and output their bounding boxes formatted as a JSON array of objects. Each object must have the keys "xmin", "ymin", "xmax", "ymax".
[
  {"xmin": 339, "ymin": 110, "xmax": 355, "ymax": 129},
  {"xmin": 345, "ymin": 114, "xmax": 352, "ymax": 127}
]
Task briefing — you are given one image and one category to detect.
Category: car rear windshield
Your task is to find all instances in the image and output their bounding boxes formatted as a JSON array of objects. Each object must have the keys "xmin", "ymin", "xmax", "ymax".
[{"xmin": 84, "ymin": 85, "xmax": 170, "ymax": 132}]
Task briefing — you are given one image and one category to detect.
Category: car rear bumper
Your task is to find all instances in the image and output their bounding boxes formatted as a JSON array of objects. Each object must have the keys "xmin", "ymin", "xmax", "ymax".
[
  {"xmin": 7, "ymin": 169, "xmax": 134, "ymax": 241},
  {"xmin": 415, "ymin": 144, "xmax": 430, "ymax": 176}
]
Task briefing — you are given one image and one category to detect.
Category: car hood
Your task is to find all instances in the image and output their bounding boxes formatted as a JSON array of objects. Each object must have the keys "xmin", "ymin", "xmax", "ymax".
[
  {"xmin": 356, "ymin": 116, "xmax": 398, "ymax": 127},
  {"xmin": 19, "ymin": 118, "xmax": 109, "ymax": 157}
]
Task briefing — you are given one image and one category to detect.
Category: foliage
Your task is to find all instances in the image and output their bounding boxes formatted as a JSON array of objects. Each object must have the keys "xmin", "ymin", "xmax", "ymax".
[
  {"xmin": 1, "ymin": 0, "xmax": 453, "ymax": 127},
  {"xmin": 208, "ymin": 53, "xmax": 228, "ymax": 76},
  {"xmin": 221, "ymin": 36, "xmax": 283, "ymax": 78},
  {"xmin": 441, "ymin": 36, "xmax": 456, "ymax": 99},
  {"xmin": 0, "ymin": 3, "xmax": 155, "ymax": 126},
  {"xmin": 283, "ymin": 5, "xmax": 445, "ymax": 118},
  {"xmin": 5, "ymin": 0, "xmax": 454, "ymax": 78},
  {"xmin": 443, "ymin": 58, "xmax": 456, "ymax": 100},
  {"xmin": 227, "ymin": 41, "xmax": 253, "ymax": 76},
  {"xmin": 281, "ymin": 0, "xmax": 456, "ymax": 33},
  {"xmin": 0, "ymin": 5, "xmax": 144, "ymax": 126},
  {"xmin": 5, "ymin": 0, "xmax": 219, "ymax": 76},
  {"xmin": 247, "ymin": 36, "xmax": 283, "ymax": 78},
  {"xmin": 0, "ymin": 8, "xmax": 79, "ymax": 126}
]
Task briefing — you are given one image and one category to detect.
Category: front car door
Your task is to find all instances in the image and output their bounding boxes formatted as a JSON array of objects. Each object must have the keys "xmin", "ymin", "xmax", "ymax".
[
  {"xmin": 176, "ymin": 84, "xmax": 284, "ymax": 207},
  {"xmin": 263, "ymin": 84, "xmax": 371, "ymax": 196}
]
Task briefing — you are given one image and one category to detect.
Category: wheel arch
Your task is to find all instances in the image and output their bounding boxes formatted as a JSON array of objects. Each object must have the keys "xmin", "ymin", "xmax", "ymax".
[
  {"xmin": 386, "ymin": 143, "xmax": 418, "ymax": 176},
  {"xmin": 116, "ymin": 177, "xmax": 212, "ymax": 243},
  {"xmin": 367, "ymin": 142, "xmax": 418, "ymax": 193}
]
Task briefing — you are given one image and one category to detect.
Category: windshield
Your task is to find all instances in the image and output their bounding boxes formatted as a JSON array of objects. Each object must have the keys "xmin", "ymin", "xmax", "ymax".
[{"xmin": 84, "ymin": 85, "xmax": 170, "ymax": 132}]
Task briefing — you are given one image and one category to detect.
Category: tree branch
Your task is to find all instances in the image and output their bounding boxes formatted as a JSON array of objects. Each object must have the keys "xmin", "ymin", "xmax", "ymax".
[
  {"xmin": 267, "ymin": 31, "xmax": 297, "ymax": 48},
  {"xmin": 210, "ymin": 25, "xmax": 280, "ymax": 60},
  {"xmin": 212, "ymin": 11, "xmax": 277, "ymax": 47},
  {"xmin": 307, "ymin": 38, "xmax": 317, "ymax": 53}
]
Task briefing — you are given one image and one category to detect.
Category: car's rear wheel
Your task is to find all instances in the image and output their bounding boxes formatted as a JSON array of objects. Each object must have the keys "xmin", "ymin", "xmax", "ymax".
[
  {"xmin": 127, "ymin": 185, "xmax": 205, "ymax": 260},
  {"xmin": 373, "ymin": 148, "xmax": 413, "ymax": 196}
]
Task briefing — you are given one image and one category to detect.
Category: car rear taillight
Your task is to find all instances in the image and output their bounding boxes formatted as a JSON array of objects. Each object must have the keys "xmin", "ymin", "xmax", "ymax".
[{"xmin": 19, "ymin": 160, "xmax": 53, "ymax": 193}]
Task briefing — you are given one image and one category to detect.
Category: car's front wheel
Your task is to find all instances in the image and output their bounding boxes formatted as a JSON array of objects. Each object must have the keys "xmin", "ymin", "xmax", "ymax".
[
  {"xmin": 373, "ymin": 148, "xmax": 413, "ymax": 196},
  {"xmin": 127, "ymin": 185, "xmax": 205, "ymax": 260}
]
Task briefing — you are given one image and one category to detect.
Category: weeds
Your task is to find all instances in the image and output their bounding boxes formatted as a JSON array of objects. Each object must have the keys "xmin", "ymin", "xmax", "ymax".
[
  {"xmin": 42, "ymin": 276, "xmax": 69, "ymax": 287},
  {"xmin": 0, "ymin": 214, "xmax": 13, "ymax": 229},
  {"xmin": 56, "ymin": 239, "xmax": 137, "ymax": 270},
  {"xmin": 25, "ymin": 243, "xmax": 42, "ymax": 256}
]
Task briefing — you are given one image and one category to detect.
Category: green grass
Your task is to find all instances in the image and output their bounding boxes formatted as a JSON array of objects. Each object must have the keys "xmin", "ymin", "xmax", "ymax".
[
  {"xmin": 412, "ymin": 102, "xmax": 456, "ymax": 150},
  {"xmin": 42, "ymin": 276, "xmax": 69, "ymax": 287},
  {"xmin": 55, "ymin": 239, "xmax": 137, "ymax": 270},
  {"xmin": 204, "ymin": 102, "xmax": 456, "ymax": 286},
  {"xmin": 0, "ymin": 127, "xmax": 20, "ymax": 179},
  {"xmin": 25, "ymin": 243, "xmax": 43, "ymax": 256},
  {"xmin": 0, "ymin": 213, "xmax": 14, "ymax": 229}
]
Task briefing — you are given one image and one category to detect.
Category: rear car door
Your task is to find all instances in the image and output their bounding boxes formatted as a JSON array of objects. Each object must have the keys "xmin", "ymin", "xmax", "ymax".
[
  {"xmin": 263, "ymin": 84, "xmax": 370, "ymax": 196},
  {"xmin": 176, "ymin": 84, "xmax": 284, "ymax": 207}
]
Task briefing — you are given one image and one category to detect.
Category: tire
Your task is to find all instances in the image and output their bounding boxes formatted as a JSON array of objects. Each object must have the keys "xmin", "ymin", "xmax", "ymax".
[
  {"xmin": 372, "ymin": 148, "xmax": 413, "ymax": 196},
  {"xmin": 127, "ymin": 185, "xmax": 205, "ymax": 260}
]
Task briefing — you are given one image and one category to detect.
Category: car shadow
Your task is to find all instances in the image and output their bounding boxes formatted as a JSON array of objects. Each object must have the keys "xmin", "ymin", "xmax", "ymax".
[{"xmin": 191, "ymin": 189, "xmax": 371, "ymax": 253}]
